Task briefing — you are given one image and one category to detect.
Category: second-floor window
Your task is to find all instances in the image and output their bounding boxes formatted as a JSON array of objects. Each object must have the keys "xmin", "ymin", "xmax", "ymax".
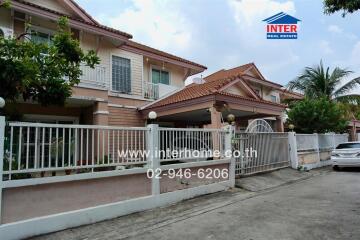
[
  {"xmin": 270, "ymin": 95, "xmax": 277, "ymax": 103},
  {"xmin": 152, "ymin": 68, "xmax": 169, "ymax": 85},
  {"xmin": 112, "ymin": 56, "xmax": 131, "ymax": 93},
  {"xmin": 30, "ymin": 28, "xmax": 53, "ymax": 45}
]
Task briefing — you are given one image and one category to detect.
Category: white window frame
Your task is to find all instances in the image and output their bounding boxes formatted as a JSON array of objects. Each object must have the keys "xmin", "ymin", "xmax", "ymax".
[
  {"xmin": 110, "ymin": 54, "xmax": 132, "ymax": 94},
  {"xmin": 270, "ymin": 94, "xmax": 277, "ymax": 103},
  {"xmin": 150, "ymin": 64, "xmax": 172, "ymax": 85},
  {"xmin": 28, "ymin": 25, "xmax": 54, "ymax": 44}
]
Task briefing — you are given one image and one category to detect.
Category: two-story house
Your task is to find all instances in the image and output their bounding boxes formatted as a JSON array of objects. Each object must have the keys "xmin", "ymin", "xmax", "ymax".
[
  {"xmin": 1, "ymin": 0, "xmax": 301, "ymax": 132},
  {"xmin": 0, "ymin": 0, "xmax": 206, "ymax": 127},
  {"xmin": 140, "ymin": 63, "xmax": 302, "ymax": 131}
]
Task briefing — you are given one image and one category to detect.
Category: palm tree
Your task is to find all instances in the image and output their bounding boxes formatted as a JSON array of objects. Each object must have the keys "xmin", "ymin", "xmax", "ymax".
[{"xmin": 287, "ymin": 61, "xmax": 360, "ymax": 104}]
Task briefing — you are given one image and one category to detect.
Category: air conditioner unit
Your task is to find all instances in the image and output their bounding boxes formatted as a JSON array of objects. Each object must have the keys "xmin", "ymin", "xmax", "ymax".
[{"xmin": 0, "ymin": 26, "xmax": 14, "ymax": 38}]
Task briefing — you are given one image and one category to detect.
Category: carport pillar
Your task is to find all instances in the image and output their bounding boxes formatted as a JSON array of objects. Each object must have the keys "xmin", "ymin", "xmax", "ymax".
[
  {"xmin": 209, "ymin": 107, "xmax": 222, "ymax": 129},
  {"xmin": 275, "ymin": 116, "xmax": 284, "ymax": 132},
  {"xmin": 93, "ymin": 101, "xmax": 109, "ymax": 160},
  {"xmin": 210, "ymin": 107, "xmax": 222, "ymax": 159}
]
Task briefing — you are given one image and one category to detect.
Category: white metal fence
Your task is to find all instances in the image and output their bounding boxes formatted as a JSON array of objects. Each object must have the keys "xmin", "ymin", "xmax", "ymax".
[
  {"xmin": 233, "ymin": 132, "xmax": 290, "ymax": 176},
  {"xmin": 3, "ymin": 122, "xmax": 149, "ymax": 180},
  {"xmin": 158, "ymin": 127, "xmax": 227, "ymax": 162},
  {"xmin": 296, "ymin": 133, "xmax": 349, "ymax": 152},
  {"xmin": 2, "ymin": 122, "xmax": 232, "ymax": 181}
]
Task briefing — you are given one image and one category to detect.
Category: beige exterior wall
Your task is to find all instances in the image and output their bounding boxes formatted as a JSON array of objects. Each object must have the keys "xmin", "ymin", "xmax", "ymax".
[
  {"xmin": 248, "ymin": 82, "xmax": 281, "ymax": 103},
  {"xmin": 262, "ymin": 88, "xmax": 281, "ymax": 103},
  {"xmin": 81, "ymin": 32, "xmax": 144, "ymax": 96},
  {"xmin": 224, "ymin": 84, "xmax": 248, "ymax": 96},
  {"xmin": 143, "ymin": 58, "xmax": 186, "ymax": 88}
]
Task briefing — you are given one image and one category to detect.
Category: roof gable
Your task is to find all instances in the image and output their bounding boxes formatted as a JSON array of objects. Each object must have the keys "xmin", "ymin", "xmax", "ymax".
[
  {"xmin": 204, "ymin": 63, "xmax": 254, "ymax": 82},
  {"xmin": 263, "ymin": 12, "xmax": 301, "ymax": 24},
  {"xmin": 204, "ymin": 63, "xmax": 264, "ymax": 82},
  {"xmin": 23, "ymin": 0, "xmax": 98, "ymax": 24}
]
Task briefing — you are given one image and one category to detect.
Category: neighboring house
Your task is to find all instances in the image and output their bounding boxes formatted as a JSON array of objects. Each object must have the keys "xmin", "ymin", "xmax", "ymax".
[
  {"xmin": 0, "ymin": 0, "xmax": 206, "ymax": 126},
  {"xmin": 140, "ymin": 63, "xmax": 302, "ymax": 131}
]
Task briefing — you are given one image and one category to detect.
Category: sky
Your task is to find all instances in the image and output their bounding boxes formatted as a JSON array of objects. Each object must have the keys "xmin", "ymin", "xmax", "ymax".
[{"xmin": 75, "ymin": 0, "xmax": 360, "ymax": 87}]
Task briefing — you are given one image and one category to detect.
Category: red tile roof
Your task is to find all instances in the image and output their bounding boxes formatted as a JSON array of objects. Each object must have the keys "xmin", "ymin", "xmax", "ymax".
[
  {"xmin": 142, "ymin": 75, "xmax": 286, "ymax": 110},
  {"xmin": 204, "ymin": 63, "xmax": 254, "ymax": 82},
  {"xmin": 205, "ymin": 63, "xmax": 283, "ymax": 88}
]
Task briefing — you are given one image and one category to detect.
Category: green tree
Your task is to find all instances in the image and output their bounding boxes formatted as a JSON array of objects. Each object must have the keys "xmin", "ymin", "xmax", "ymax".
[
  {"xmin": 324, "ymin": 0, "xmax": 360, "ymax": 17},
  {"xmin": 287, "ymin": 61, "xmax": 360, "ymax": 104},
  {"xmin": 286, "ymin": 98, "xmax": 348, "ymax": 133},
  {"xmin": 0, "ymin": 16, "xmax": 99, "ymax": 106}
]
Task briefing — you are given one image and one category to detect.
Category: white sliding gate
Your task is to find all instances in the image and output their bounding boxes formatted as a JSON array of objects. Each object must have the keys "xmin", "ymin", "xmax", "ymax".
[{"xmin": 233, "ymin": 132, "xmax": 290, "ymax": 176}]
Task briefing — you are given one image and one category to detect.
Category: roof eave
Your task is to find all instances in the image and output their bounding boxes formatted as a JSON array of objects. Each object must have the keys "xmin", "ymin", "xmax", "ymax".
[
  {"xmin": 121, "ymin": 44, "xmax": 207, "ymax": 72},
  {"xmin": 10, "ymin": 0, "xmax": 132, "ymax": 41}
]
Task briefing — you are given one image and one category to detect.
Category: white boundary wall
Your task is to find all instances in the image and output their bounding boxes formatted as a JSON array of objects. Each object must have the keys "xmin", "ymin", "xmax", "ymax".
[
  {"xmin": 0, "ymin": 121, "xmax": 235, "ymax": 240},
  {"xmin": 290, "ymin": 133, "xmax": 349, "ymax": 170}
]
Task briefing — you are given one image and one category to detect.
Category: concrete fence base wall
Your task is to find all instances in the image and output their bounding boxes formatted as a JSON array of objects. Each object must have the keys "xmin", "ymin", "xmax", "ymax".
[
  {"xmin": 2, "ymin": 173, "xmax": 151, "ymax": 224},
  {"xmin": 0, "ymin": 180, "xmax": 231, "ymax": 240},
  {"xmin": 297, "ymin": 150, "xmax": 332, "ymax": 170},
  {"xmin": 0, "ymin": 161, "xmax": 232, "ymax": 239}
]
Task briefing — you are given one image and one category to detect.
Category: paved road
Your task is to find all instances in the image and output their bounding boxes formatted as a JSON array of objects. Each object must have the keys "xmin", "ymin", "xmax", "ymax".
[{"xmin": 33, "ymin": 169, "xmax": 360, "ymax": 240}]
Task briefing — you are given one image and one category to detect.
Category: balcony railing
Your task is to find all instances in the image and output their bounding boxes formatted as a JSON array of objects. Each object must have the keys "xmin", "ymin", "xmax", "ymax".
[
  {"xmin": 143, "ymin": 82, "xmax": 180, "ymax": 100},
  {"xmin": 79, "ymin": 64, "xmax": 107, "ymax": 89},
  {"xmin": 144, "ymin": 82, "xmax": 159, "ymax": 100}
]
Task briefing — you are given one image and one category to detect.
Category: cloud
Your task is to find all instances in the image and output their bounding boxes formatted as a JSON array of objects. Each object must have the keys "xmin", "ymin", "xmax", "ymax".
[
  {"xmin": 350, "ymin": 41, "xmax": 360, "ymax": 67},
  {"xmin": 328, "ymin": 25, "xmax": 343, "ymax": 34},
  {"xmin": 319, "ymin": 40, "xmax": 334, "ymax": 55},
  {"xmin": 95, "ymin": 0, "xmax": 192, "ymax": 52},
  {"xmin": 228, "ymin": 0, "xmax": 295, "ymax": 26},
  {"xmin": 224, "ymin": 0, "xmax": 299, "ymax": 82}
]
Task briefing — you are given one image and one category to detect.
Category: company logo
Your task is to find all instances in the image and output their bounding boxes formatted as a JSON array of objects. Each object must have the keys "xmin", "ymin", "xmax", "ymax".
[{"xmin": 263, "ymin": 12, "xmax": 301, "ymax": 39}]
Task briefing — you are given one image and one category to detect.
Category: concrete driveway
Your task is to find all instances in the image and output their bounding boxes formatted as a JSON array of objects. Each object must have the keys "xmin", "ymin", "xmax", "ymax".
[{"xmin": 33, "ymin": 168, "xmax": 360, "ymax": 240}]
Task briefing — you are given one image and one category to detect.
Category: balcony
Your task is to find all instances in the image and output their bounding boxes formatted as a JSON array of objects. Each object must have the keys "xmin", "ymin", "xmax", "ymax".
[
  {"xmin": 143, "ymin": 82, "xmax": 180, "ymax": 100},
  {"xmin": 144, "ymin": 82, "xmax": 159, "ymax": 100},
  {"xmin": 79, "ymin": 64, "xmax": 108, "ymax": 89}
]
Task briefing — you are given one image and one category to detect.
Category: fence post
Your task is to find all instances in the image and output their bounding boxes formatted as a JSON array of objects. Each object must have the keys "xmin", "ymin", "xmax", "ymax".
[
  {"xmin": 0, "ymin": 116, "xmax": 5, "ymax": 224},
  {"xmin": 147, "ymin": 124, "xmax": 160, "ymax": 196},
  {"xmin": 314, "ymin": 133, "xmax": 320, "ymax": 162},
  {"xmin": 223, "ymin": 125, "xmax": 235, "ymax": 187},
  {"xmin": 288, "ymin": 132, "xmax": 298, "ymax": 169}
]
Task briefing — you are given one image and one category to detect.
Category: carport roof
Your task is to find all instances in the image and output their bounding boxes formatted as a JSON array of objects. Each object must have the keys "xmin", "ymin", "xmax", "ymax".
[{"xmin": 140, "ymin": 74, "xmax": 287, "ymax": 111}]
